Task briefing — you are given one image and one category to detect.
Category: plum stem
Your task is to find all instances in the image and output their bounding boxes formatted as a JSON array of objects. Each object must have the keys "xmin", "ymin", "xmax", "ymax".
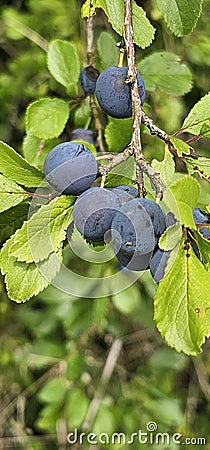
[
  {"xmin": 89, "ymin": 95, "xmax": 105, "ymax": 153},
  {"xmin": 116, "ymin": 38, "xmax": 126, "ymax": 67}
]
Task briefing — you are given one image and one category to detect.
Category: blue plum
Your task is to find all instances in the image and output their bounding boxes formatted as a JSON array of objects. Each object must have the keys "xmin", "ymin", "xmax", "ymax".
[
  {"xmin": 73, "ymin": 187, "xmax": 121, "ymax": 243},
  {"xmin": 70, "ymin": 128, "xmax": 97, "ymax": 146},
  {"xmin": 149, "ymin": 249, "xmax": 171, "ymax": 283},
  {"xmin": 109, "ymin": 185, "xmax": 138, "ymax": 205},
  {"xmin": 165, "ymin": 211, "xmax": 176, "ymax": 227},
  {"xmin": 193, "ymin": 207, "xmax": 210, "ymax": 239},
  {"xmin": 44, "ymin": 142, "xmax": 98, "ymax": 195},
  {"xmin": 95, "ymin": 66, "xmax": 146, "ymax": 118},
  {"xmin": 137, "ymin": 198, "xmax": 166, "ymax": 240},
  {"xmin": 111, "ymin": 198, "xmax": 155, "ymax": 271},
  {"xmin": 111, "ymin": 185, "xmax": 138, "ymax": 199},
  {"xmin": 79, "ymin": 66, "xmax": 100, "ymax": 95}
]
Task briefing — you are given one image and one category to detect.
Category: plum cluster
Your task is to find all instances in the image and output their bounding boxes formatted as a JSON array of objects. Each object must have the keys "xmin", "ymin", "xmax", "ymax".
[
  {"xmin": 71, "ymin": 185, "xmax": 158, "ymax": 280},
  {"xmin": 72, "ymin": 185, "xmax": 210, "ymax": 282},
  {"xmin": 72, "ymin": 185, "xmax": 166, "ymax": 276},
  {"xmin": 43, "ymin": 129, "xmax": 209, "ymax": 283},
  {"xmin": 43, "ymin": 132, "xmax": 209, "ymax": 282}
]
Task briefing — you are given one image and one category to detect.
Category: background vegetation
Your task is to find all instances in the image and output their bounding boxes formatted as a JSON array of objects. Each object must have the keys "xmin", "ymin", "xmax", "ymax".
[{"xmin": 0, "ymin": 0, "xmax": 210, "ymax": 448}]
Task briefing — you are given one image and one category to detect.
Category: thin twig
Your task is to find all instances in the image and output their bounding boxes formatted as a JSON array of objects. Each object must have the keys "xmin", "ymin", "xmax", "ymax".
[
  {"xmin": 123, "ymin": 0, "xmax": 165, "ymax": 199},
  {"xmin": 86, "ymin": 14, "xmax": 105, "ymax": 153},
  {"xmin": 89, "ymin": 95, "xmax": 105, "ymax": 153},
  {"xmin": 82, "ymin": 338, "xmax": 123, "ymax": 432},
  {"xmin": 141, "ymin": 111, "xmax": 170, "ymax": 142},
  {"xmin": 26, "ymin": 191, "xmax": 59, "ymax": 200},
  {"xmin": 1, "ymin": 361, "xmax": 65, "ymax": 421},
  {"xmin": 4, "ymin": 16, "xmax": 48, "ymax": 52},
  {"xmin": 116, "ymin": 38, "xmax": 126, "ymax": 67},
  {"xmin": 124, "ymin": 0, "xmax": 144, "ymax": 196},
  {"xmin": 95, "ymin": 153, "xmax": 114, "ymax": 161},
  {"xmin": 141, "ymin": 111, "xmax": 201, "ymax": 160},
  {"xmin": 98, "ymin": 145, "xmax": 134, "ymax": 177},
  {"xmin": 186, "ymin": 135, "xmax": 202, "ymax": 145},
  {"xmin": 193, "ymin": 356, "xmax": 210, "ymax": 402},
  {"xmin": 87, "ymin": 16, "xmax": 94, "ymax": 66}
]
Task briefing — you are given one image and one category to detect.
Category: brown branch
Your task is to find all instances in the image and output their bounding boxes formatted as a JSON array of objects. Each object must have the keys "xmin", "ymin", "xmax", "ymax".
[
  {"xmin": 123, "ymin": 0, "xmax": 165, "ymax": 199},
  {"xmin": 98, "ymin": 145, "xmax": 134, "ymax": 177},
  {"xmin": 89, "ymin": 95, "xmax": 105, "ymax": 153},
  {"xmin": 141, "ymin": 111, "xmax": 201, "ymax": 160},
  {"xmin": 82, "ymin": 339, "xmax": 123, "ymax": 432},
  {"xmin": 193, "ymin": 356, "xmax": 210, "ymax": 402},
  {"xmin": 1, "ymin": 361, "xmax": 65, "ymax": 422},
  {"xmin": 85, "ymin": 14, "xmax": 105, "ymax": 153},
  {"xmin": 137, "ymin": 158, "xmax": 166, "ymax": 201},
  {"xmin": 186, "ymin": 135, "xmax": 202, "ymax": 145},
  {"xmin": 87, "ymin": 16, "xmax": 94, "ymax": 66},
  {"xmin": 26, "ymin": 191, "xmax": 59, "ymax": 200},
  {"xmin": 124, "ymin": 0, "xmax": 144, "ymax": 196},
  {"xmin": 141, "ymin": 111, "xmax": 170, "ymax": 142}
]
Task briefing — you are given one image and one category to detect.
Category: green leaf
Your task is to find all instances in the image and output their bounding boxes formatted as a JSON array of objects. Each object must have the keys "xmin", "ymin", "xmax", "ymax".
[
  {"xmin": 38, "ymin": 378, "xmax": 66, "ymax": 405},
  {"xmin": 112, "ymin": 285, "xmax": 142, "ymax": 315},
  {"xmin": 156, "ymin": 0, "xmax": 203, "ymax": 36},
  {"xmin": 105, "ymin": 174, "xmax": 135, "ymax": 188},
  {"xmin": 0, "ymin": 202, "xmax": 29, "ymax": 238},
  {"xmin": 97, "ymin": 31, "xmax": 118, "ymax": 68},
  {"xmin": 154, "ymin": 240, "xmax": 210, "ymax": 355},
  {"xmin": 0, "ymin": 141, "xmax": 44, "ymax": 187},
  {"xmin": 22, "ymin": 135, "xmax": 59, "ymax": 169},
  {"xmin": 182, "ymin": 93, "xmax": 210, "ymax": 137},
  {"xmin": 36, "ymin": 404, "xmax": 59, "ymax": 432},
  {"xmin": 185, "ymin": 156, "xmax": 210, "ymax": 180},
  {"xmin": 105, "ymin": 117, "xmax": 132, "ymax": 153},
  {"xmin": 159, "ymin": 223, "xmax": 182, "ymax": 251},
  {"xmin": 170, "ymin": 176, "xmax": 200, "ymax": 228},
  {"xmin": 81, "ymin": 0, "xmax": 96, "ymax": 18},
  {"xmin": 26, "ymin": 98, "xmax": 69, "ymax": 139},
  {"xmin": 47, "ymin": 40, "xmax": 80, "ymax": 88},
  {"xmin": 105, "ymin": 156, "xmax": 135, "ymax": 187},
  {"xmin": 74, "ymin": 103, "xmax": 91, "ymax": 129},
  {"xmin": 9, "ymin": 195, "xmax": 74, "ymax": 263},
  {"xmin": 66, "ymin": 388, "xmax": 89, "ymax": 428},
  {"xmin": 170, "ymin": 137, "xmax": 191, "ymax": 157},
  {"xmin": 138, "ymin": 52, "xmax": 193, "ymax": 95},
  {"xmin": 95, "ymin": 0, "xmax": 155, "ymax": 49},
  {"xmin": 193, "ymin": 231, "xmax": 210, "ymax": 269},
  {"xmin": 0, "ymin": 174, "xmax": 28, "ymax": 213},
  {"xmin": 0, "ymin": 235, "xmax": 62, "ymax": 303},
  {"xmin": 152, "ymin": 148, "xmax": 175, "ymax": 185}
]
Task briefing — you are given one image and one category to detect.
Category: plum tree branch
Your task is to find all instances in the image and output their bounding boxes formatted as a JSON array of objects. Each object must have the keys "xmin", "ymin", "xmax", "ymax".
[
  {"xmin": 86, "ymin": 15, "xmax": 105, "ymax": 153},
  {"xmin": 123, "ymin": 0, "xmax": 166, "ymax": 199},
  {"xmin": 87, "ymin": 15, "xmax": 94, "ymax": 66},
  {"xmin": 141, "ymin": 110, "xmax": 200, "ymax": 159},
  {"xmin": 124, "ymin": 0, "xmax": 144, "ymax": 195},
  {"xmin": 141, "ymin": 111, "xmax": 170, "ymax": 142}
]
